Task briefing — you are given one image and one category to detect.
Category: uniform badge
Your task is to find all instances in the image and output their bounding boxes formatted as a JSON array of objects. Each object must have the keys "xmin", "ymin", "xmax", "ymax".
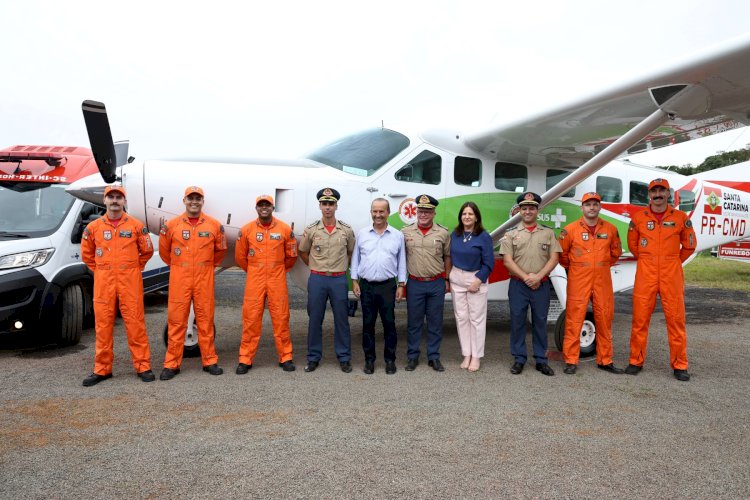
[
  {"xmin": 270, "ymin": 233, "xmax": 281, "ymax": 240},
  {"xmin": 182, "ymin": 230, "xmax": 190, "ymax": 240},
  {"xmin": 142, "ymin": 227, "xmax": 148, "ymax": 235},
  {"xmin": 103, "ymin": 231, "xmax": 112, "ymax": 240},
  {"xmin": 119, "ymin": 230, "xmax": 132, "ymax": 238},
  {"xmin": 238, "ymin": 229, "xmax": 242, "ymax": 238},
  {"xmin": 256, "ymin": 232, "xmax": 264, "ymax": 242},
  {"xmin": 647, "ymin": 221, "xmax": 655, "ymax": 230},
  {"xmin": 220, "ymin": 225, "xmax": 225, "ymax": 233},
  {"xmin": 596, "ymin": 233, "xmax": 608, "ymax": 239},
  {"xmin": 248, "ymin": 249, "xmax": 255, "ymax": 257},
  {"xmin": 663, "ymin": 222, "xmax": 675, "ymax": 227},
  {"xmin": 685, "ymin": 220, "xmax": 693, "ymax": 228},
  {"xmin": 159, "ymin": 224, "xmax": 167, "ymax": 236},
  {"xmin": 96, "ymin": 248, "xmax": 103, "ymax": 257},
  {"xmin": 314, "ymin": 245, "xmax": 321, "ymax": 252},
  {"xmin": 640, "ymin": 238, "xmax": 648, "ymax": 247},
  {"xmin": 541, "ymin": 243, "xmax": 549, "ymax": 251},
  {"xmin": 198, "ymin": 231, "xmax": 210, "ymax": 237},
  {"xmin": 174, "ymin": 248, "xmax": 182, "ymax": 256},
  {"xmin": 558, "ymin": 229, "xmax": 567, "ymax": 240},
  {"xmin": 582, "ymin": 232, "xmax": 589, "ymax": 241},
  {"xmin": 83, "ymin": 228, "xmax": 90, "ymax": 240}
]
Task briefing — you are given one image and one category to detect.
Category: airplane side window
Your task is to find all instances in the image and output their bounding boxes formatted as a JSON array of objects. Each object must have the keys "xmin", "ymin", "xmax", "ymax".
[
  {"xmin": 454, "ymin": 157, "xmax": 481, "ymax": 187},
  {"xmin": 630, "ymin": 181, "xmax": 649, "ymax": 206},
  {"xmin": 495, "ymin": 162, "xmax": 527, "ymax": 192},
  {"xmin": 546, "ymin": 169, "xmax": 575, "ymax": 198},
  {"xmin": 596, "ymin": 176, "xmax": 622, "ymax": 203},
  {"xmin": 676, "ymin": 189, "xmax": 695, "ymax": 212},
  {"xmin": 394, "ymin": 150, "xmax": 441, "ymax": 185}
]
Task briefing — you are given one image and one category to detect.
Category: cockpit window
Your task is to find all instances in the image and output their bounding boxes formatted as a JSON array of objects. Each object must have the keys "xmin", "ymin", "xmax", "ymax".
[{"xmin": 306, "ymin": 128, "xmax": 410, "ymax": 177}]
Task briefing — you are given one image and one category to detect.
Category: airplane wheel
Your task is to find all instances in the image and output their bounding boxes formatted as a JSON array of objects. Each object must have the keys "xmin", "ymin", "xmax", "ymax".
[
  {"xmin": 554, "ymin": 310, "xmax": 596, "ymax": 358},
  {"xmin": 57, "ymin": 284, "xmax": 83, "ymax": 346},
  {"xmin": 162, "ymin": 321, "xmax": 216, "ymax": 358}
]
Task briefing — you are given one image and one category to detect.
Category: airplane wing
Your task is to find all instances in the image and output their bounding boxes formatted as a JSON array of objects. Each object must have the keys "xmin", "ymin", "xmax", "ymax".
[
  {"xmin": 463, "ymin": 35, "xmax": 750, "ymax": 238},
  {"xmin": 464, "ymin": 35, "xmax": 750, "ymax": 169}
]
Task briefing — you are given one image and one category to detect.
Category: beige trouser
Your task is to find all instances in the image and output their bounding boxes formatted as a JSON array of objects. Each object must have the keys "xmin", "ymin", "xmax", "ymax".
[{"xmin": 449, "ymin": 267, "xmax": 489, "ymax": 358}]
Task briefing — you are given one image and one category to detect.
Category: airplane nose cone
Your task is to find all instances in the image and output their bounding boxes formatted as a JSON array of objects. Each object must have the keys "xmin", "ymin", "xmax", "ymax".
[{"xmin": 66, "ymin": 173, "xmax": 108, "ymax": 206}]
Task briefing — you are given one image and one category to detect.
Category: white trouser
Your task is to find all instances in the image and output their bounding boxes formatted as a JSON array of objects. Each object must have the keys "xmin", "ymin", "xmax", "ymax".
[{"xmin": 449, "ymin": 267, "xmax": 489, "ymax": 358}]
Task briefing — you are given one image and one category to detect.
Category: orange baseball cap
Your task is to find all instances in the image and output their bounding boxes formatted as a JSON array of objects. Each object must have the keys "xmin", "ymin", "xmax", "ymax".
[
  {"xmin": 104, "ymin": 185, "xmax": 126, "ymax": 197},
  {"xmin": 581, "ymin": 192, "xmax": 602, "ymax": 203},
  {"xmin": 256, "ymin": 194, "xmax": 274, "ymax": 205},
  {"xmin": 648, "ymin": 178, "xmax": 670, "ymax": 190},
  {"xmin": 184, "ymin": 186, "xmax": 205, "ymax": 197}
]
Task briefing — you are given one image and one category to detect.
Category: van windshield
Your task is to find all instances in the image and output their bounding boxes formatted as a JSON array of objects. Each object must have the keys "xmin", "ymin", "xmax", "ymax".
[
  {"xmin": 306, "ymin": 128, "xmax": 410, "ymax": 177},
  {"xmin": 0, "ymin": 185, "xmax": 75, "ymax": 238}
]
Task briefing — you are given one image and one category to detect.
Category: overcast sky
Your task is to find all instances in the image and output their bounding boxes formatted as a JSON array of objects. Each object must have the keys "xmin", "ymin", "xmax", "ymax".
[{"xmin": 2, "ymin": 0, "xmax": 750, "ymax": 167}]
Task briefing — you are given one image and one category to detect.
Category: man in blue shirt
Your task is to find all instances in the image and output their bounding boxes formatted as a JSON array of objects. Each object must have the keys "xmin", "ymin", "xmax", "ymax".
[{"xmin": 351, "ymin": 198, "xmax": 407, "ymax": 375}]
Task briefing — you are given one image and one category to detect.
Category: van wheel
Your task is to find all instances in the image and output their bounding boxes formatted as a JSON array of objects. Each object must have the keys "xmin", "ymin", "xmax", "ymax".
[
  {"xmin": 58, "ymin": 284, "xmax": 83, "ymax": 346},
  {"xmin": 162, "ymin": 321, "xmax": 216, "ymax": 358},
  {"xmin": 554, "ymin": 310, "xmax": 596, "ymax": 358}
]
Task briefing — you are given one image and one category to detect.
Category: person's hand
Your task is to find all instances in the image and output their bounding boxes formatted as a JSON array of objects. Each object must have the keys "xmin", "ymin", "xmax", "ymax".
[
  {"xmin": 352, "ymin": 281, "xmax": 361, "ymax": 298},
  {"xmin": 468, "ymin": 279, "xmax": 482, "ymax": 293},
  {"xmin": 396, "ymin": 286, "xmax": 405, "ymax": 302}
]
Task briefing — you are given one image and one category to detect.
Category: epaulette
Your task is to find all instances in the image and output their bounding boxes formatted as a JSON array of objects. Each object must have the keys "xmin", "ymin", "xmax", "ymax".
[
  {"xmin": 435, "ymin": 223, "xmax": 449, "ymax": 231},
  {"xmin": 306, "ymin": 220, "xmax": 320, "ymax": 229},
  {"xmin": 506, "ymin": 225, "xmax": 518, "ymax": 232},
  {"xmin": 538, "ymin": 223, "xmax": 554, "ymax": 230},
  {"xmin": 338, "ymin": 220, "xmax": 351, "ymax": 228},
  {"xmin": 403, "ymin": 222, "xmax": 416, "ymax": 228}
]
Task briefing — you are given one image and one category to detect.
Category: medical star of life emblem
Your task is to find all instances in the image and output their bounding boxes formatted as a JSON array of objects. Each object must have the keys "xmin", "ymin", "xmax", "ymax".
[{"xmin": 399, "ymin": 198, "xmax": 417, "ymax": 224}]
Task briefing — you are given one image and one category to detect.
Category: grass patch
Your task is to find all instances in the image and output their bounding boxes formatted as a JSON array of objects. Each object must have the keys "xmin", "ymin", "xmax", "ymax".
[{"xmin": 684, "ymin": 251, "xmax": 750, "ymax": 292}]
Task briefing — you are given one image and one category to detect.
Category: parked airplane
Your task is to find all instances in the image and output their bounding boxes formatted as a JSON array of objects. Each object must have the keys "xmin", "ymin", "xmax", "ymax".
[{"xmin": 67, "ymin": 35, "xmax": 750, "ymax": 356}]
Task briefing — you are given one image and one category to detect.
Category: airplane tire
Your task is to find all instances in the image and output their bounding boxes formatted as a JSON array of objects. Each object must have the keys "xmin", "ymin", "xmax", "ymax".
[
  {"xmin": 162, "ymin": 321, "xmax": 216, "ymax": 358},
  {"xmin": 57, "ymin": 284, "xmax": 83, "ymax": 346},
  {"xmin": 554, "ymin": 310, "xmax": 596, "ymax": 358}
]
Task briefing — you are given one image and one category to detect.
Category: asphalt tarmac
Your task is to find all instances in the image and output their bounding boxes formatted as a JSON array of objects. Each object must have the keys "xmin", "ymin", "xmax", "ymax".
[{"xmin": 1, "ymin": 270, "xmax": 748, "ymax": 498}]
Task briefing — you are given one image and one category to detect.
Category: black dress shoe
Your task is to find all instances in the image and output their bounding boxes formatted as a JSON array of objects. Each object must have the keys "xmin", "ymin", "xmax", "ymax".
[
  {"xmin": 236, "ymin": 363, "xmax": 252, "ymax": 375},
  {"xmin": 563, "ymin": 364, "xmax": 577, "ymax": 375},
  {"xmin": 363, "ymin": 361, "xmax": 374, "ymax": 375},
  {"xmin": 159, "ymin": 367, "xmax": 180, "ymax": 381},
  {"xmin": 340, "ymin": 361, "xmax": 353, "ymax": 373},
  {"xmin": 304, "ymin": 361, "xmax": 319, "ymax": 373},
  {"xmin": 203, "ymin": 364, "xmax": 223, "ymax": 375},
  {"xmin": 405, "ymin": 358, "xmax": 419, "ymax": 371},
  {"xmin": 624, "ymin": 364, "xmax": 642, "ymax": 375},
  {"xmin": 674, "ymin": 369, "xmax": 690, "ymax": 381},
  {"xmin": 598, "ymin": 363, "xmax": 624, "ymax": 374},
  {"xmin": 137, "ymin": 369, "xmax": 156, "ymax": 382},
  {"xmin": 428, "ymin": 359, "xmax": 445, "ymax": 372},
  {"xmin": 279, "ymin": 360, "xmax": 296, "ymax": 372},
  {"xmin": 82, "ymin": 372, "xmax": 112, "ymax": 387},
  {"xmin": 510, "ymin": 362, "xmax": 524, "ymax": 375},
  {"xmin": 385, "ymin": 361, "xmax": 397, "ymax": 374},
  {"xmin": 535, "ymin": 363, "xmax": 555, "ymax": 376}
]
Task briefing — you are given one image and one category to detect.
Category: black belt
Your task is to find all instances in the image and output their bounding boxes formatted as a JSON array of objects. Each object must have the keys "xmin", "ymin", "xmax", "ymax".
[{"xmin": 361, "ymin": 278, "xmax": 395, "ymax": 285}]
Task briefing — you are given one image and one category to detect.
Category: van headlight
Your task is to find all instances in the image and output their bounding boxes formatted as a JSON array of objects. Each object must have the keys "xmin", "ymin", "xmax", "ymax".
[{"xmin": 0, "ymin": 248, "xmax": 55, "ymax": 270}]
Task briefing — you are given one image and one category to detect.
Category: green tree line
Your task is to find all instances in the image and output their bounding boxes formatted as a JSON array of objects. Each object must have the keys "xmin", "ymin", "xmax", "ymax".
[{"xmin": 657, "ymin": 147, "xmax": 750, "ymax": 175}]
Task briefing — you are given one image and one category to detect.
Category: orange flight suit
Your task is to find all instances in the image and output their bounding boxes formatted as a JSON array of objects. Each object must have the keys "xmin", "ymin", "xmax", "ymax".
[
  {"xmin": 627, "ymin": 206, "xmax": 696, "ymax": 370},
  {"xmin": 558, "ymin": 218, "xmax": 622, "ymax": 365},
  {"xmin": 81, "ymin": 214, "xmax": 153, "ymax": 375},
  {"xmin": 159, "ymin": 213, "xmax": 227, "ymax": 369},
  {"xmin": 235, "ymin": 217, "xmax": 297, "ymax": 365}
]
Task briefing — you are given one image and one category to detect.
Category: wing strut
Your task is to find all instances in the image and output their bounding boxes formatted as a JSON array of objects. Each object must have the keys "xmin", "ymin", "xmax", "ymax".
[{"xmin": 490, "ymin": 107, "xmax": 670, "ymax": 242}]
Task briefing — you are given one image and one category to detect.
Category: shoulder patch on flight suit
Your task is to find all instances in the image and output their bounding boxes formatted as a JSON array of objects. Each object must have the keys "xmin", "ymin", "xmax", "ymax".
[
  {"xmin": 83, "ymin": 228, "xmax": 90, "ymax": 240},
  {"xmin": 306, "ymin": 220, "xmax": 320, "ymax": 229},
  {"xmin": 159, "ymin": 224, "xmax": 168, "ymax": 235},
  {"xmin": 685, "ymin": 220, "xmax": 693, "ymax": 228},
  {"xmin": 220, "ymin": 225, "xmax": 225, "ymax": 233},
  {"xmin": 237, "ymin": 229, "xmax": 242, "ymax": 238},
  {"xmin": 559, "ymin": 229, "xmax": 567, "ymax": 239},
  {"xmin": 141, "ymin": 227, "xmax": 148, "ymax": 235},
  {"xmin": 628, "ymin": 221, "xmax": 635, "ymax": 231}
]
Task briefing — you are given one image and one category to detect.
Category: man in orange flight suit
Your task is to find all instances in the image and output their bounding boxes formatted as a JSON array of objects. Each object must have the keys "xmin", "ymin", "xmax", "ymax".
[
  {"xmin": 159, "ymin": 186, "xmax": 227, "ymax": 380},
  {"xmin": 234, "ymin": 194, "xmax": 298, "ymax": 374},
  {"xmin": 81, "ymin": 185, "xmax": 155, "ymax": 386},
  {"xmin": 626, "ymin": 178, "xmax": 696, "ymax": 381},
  {"xmin": 558, "ymin": 192, "xmax": 623, "ymax": 375}
]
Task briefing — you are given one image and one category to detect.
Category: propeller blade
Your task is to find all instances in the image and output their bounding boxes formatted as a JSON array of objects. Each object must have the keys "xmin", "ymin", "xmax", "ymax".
[{"xmin": 81, "ymin": 100, "xmax": 117, "ymax": 183}]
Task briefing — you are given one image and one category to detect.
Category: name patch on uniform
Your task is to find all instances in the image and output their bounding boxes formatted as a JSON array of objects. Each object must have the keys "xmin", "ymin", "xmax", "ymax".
[
  {"xmin": 103, "ymin": 231, "xmax": 112, "ymax": 240},
  {"xmin": 582, "ymin": 232, "xmax": 589, "ymax": 241},
  {"xmin": 119, "ymin": 230, "xmax": 132, "ymax": 238},
  {"xmin": 640, "ymin": 238, "xmax": 648, "ymax": 247},
  {"xmin": 647, "ymin": 221, "xmax": 655, "ymax": 230},
  {"xmin": 96, "ymin": 248, "xmax": 103, "ymax": 257},
  {"xmin": 256, "ymin": 232, "xmax": 264, "ymax": 242},
  {"xmin": 663, "ymin": 222, "xmax": 676, "ymax": 227},
  {"xmin": 182, "ymin": 230, "xmax": 190, "ymax": 240},
  {"xmin": 174, "ymin": 248, "xmax": 182, "ymax": 256},
  {"xmin": 198, "ymin": 231, "xmax": 210, "ymax": 237},
  {"xmin": 270, "ymin": 233, "xmax": 281, "ymax": 240},
  {"xmin": 596, "ymin": 233, "xmax": 608, "ymax": 239}
]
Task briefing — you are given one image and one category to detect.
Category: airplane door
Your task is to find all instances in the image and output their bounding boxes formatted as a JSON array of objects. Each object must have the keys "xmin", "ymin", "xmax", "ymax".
[{"xmin": 373, "ymin": 148, "xmax": 447, "ymax": 229}]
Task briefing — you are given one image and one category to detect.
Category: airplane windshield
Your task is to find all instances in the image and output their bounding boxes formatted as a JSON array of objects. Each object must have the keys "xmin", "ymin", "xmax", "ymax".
[
  {"xmin": 306, "ymin": 128, "xmax": 410, "ymax": 177},
  {"xmin": 0, "ymin": 184, "xmax": 75, "ymax": 238}
]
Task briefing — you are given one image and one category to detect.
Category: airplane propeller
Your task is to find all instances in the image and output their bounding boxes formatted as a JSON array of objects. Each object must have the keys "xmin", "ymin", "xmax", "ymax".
[{"xmin": 81, "ymin": 100, "xmax": 118, "ymax": 183}]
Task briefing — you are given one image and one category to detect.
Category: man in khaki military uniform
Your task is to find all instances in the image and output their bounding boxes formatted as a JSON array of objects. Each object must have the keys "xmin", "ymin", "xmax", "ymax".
[
  {"xmin": 500, "ymin": 191, "xmax": 561, "ymax": 376},
  {"xmin": 402, "ymin": 194, "xmax": 452, "ymax": 372},
  {"xmin": 298, "ymin": 187, "xmax": 356, "ymax": 373}
]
